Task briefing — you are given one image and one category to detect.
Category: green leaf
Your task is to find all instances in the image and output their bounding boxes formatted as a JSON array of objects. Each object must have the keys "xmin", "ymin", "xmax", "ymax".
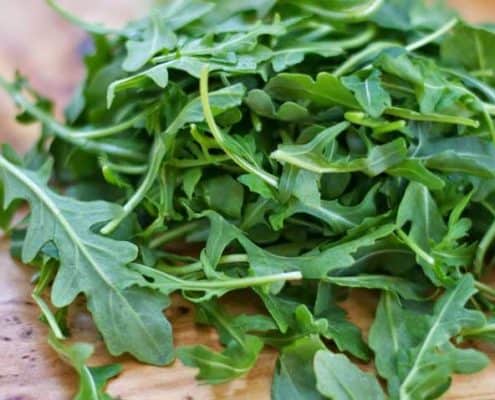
[
  {"xmin": 178, "ymin": 337, "xmax": 263, "ymax": 384},
  {"xmin": 0, "ymin": 155, "xmax": 173, "ymax": 365},
  {"xmin": 246, "ymin": 89, "xmax": 310, "ymax": 122},
  {"xmin": 371, "ymin": 0, "xmax": 453, "ymax": 31},
  {"xmin": 265, "ymin": 72, "xmax": 360, "ymax": 109},
  {"xmin": 314, "ymin": 282, "xmax": 370, "ymax": 361},
  {"xmin": 200, "ymin": 210, "xmax": 395, "ymax": 279},
  {"xmin": 272, "ymin": 135, "xmax": 408, "ymax": 176},
  {"xmin": 202, "ymin": 175, "xmax": 244, "ymax": 218},
  {"xmin": 369, "ymin": 276, "xmax": 489, "ymax": 400},
  {"xmin": 324, "ymin": 274, "xmax": 428, "ymax": 300},
  {"xmin": 123, "ymin": 12, "xmax": 177, "ymax": 71},
  {"xmin": 107, "ymin": 64, "xmax": 169, "ymax": 107},
  {"xmin": 388, "ymin": 159, "xmax": 445, "ymax": 190},
  {"xmin": 177, "ymin": 301, "xmax": 264, "ymax": 384},
  {"xmin": 48, "ymin": 335, "xmax": 121, "ymax": 400},
  {"xmin": 342, "ymin": 70, "xmax": 391, "ymax": 118},
  {"xmin": 292, "ymin": 0, "xmax": 385, "ymax": 22},
  {"xmin": 182, "ymin": 167, "xmax": 202, "ymax": 199},
  {"xmin": 102, "ymin": 82, "xmax": 247, "ymax": 233},
  {"xmin": 375, "ymin": 49, "xmax": 423, "ymax": 85},
  {"xmin": 271, "ymin": 184, "xmax": 378, "ymax": 234},
  {"xmin": 441, "ymin": 22, "xmax": 495, "ymax": 84},
  {"xmin": 416, "ymin": 135, "xmax": 495, "ymax": 178},
  {"xmin": 314, "ymin": 350, "xmax": 385, "ymax": 400},
  {"xmin": 272, "ymin": 336, "xmax": 325, "ymax": 400},
  {"xmin": 272, "ymin": 42, "xmax": 343, "ymax": 72},
  {"xmin": 397, "ymin": 182, "xmax": 447, "ymax": 281},
  {"xmin": 238, "ymin": 173, "xmax": 275, "ymax": 200}
]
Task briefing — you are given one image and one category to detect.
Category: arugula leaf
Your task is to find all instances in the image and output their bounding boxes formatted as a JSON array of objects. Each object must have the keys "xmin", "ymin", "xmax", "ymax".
[
  {"xmin": 441, "ymin": 22, "xmax": 495, "ymax": 84},
  {"xmin": 397, "ymin": 181, "xmax": 447, "ymax": 283},
  {"xmin": 266, "ymin": 72, "xmax": 360, "ymax": 109},
  {"xmin": 272, "ymin": 336, "xmax": 325, "ymax": 400},
  {"xmin": 0, "ymin": 155, "xmax": 173, "ymax": 365},
  {"xmin": 123, "ymin": 11, "xmax": 177, "ymax": 71},
  {"xmin": 369, "ymin": 276, "xmax": 489, "ymax": 399},
  {"xmin": 199, "ymin": 210, "xmax": 396, "ymax": 279},
  {"xmin": 372, "ymin": 0, "xmax": 453, "ymax": 31},
  {"xmin": 314, "ymin": 282, "xmax": 370, "ymax": 361},
  {"xmin": 342, "ymin": 69, "xmax": 391, "ymax": 118},
  {"xmin": 246, "ymin": 89, "xmax": 310, "ymax": 122},
  {"xmin": 48, "ymin": 335, "xmax": 122, "ymax": 400},
  {"xmin": 292, "ymin": 0, "xmax": 384, "ymax": 22},
  {"xmin": 271, "ymin": 184, "xmax": 379, "ymax": 234},
  {"xmin": 101, "ymin": 82, "xmax": 246, "ymax": 233},
  {"xmin": 416, "ymin": 135, "xmax": 495, "ymax": 178},
  {"xmin": 323, "ymin": 274, "xmax": 428, "ymax": 300},
  {"xmin": 3, "ymin": 1, "xmax": 495, "ymax": 398},
  {"xmin": 177, "ymin": 301, "xmax": 264, "ymax": 383},
  {"xmin": 314, "ymin": 350, "xmax": 385, "ymax": 400},
  {"xmin": 272, "ymin": 136, "xmax": 408, "ymax": 176}
]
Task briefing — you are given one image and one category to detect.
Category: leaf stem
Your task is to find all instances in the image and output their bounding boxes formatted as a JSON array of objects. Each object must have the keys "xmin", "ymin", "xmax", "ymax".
[
  {"xmin": 397, "ymin": 229, "xmax": 435, "ymax": 266},
  {"xmin": 405, "ymin": 18, "xmax": 458, "ymax": 52},
  {"xmin": 158, "ymin": 253, "xmax": 249, "ymax": 275},
  {"xmin": 332, "ymin": 25, "xmax": 377, "ymax": 50},
  {"xmin": 200, "ymin": 66, "xmax": 279, "ymax": 188},
  {"xmin": 474, "ymin": 218, "xmax": 495, "ymax": 276},
  {"xmin": 71, "ymin": 109, "xmax": 151, "ymax": 139},
  {"xmin": 32, "ymin": 294, "xmax": 66, "ymax": 340},
  {"xmin": 131, "ymin": 262, "xmax": 302, "ymax": 290},
  {"xmin": 292, "ymin": 0, "xmax": 384, "ymax": 22},
  {"xmin": 462, "ymin": 323, "xmax": 495, "ymax": 338},
  {"xmin": 46, "ymin": 0, "xmax": 118, "ymax": 35},
  {"xmin": 101, "ymin": 138, "xmax": 166, "ymax": 234},
  {"xmin": 167, "ymin": 155, "xmax": 231, "ymax": 168},
  {"xmin": 150, "ymin": 220, "xmax": 204, "ymax": 249},
  {"xmin": 474, "ymin": 281, "xmax": 495, "ymax": 298},
  {"xmin": 334, "ymin": 41, "xmax": 397, "ymax": 77},
  {"xmin": 100, "ymin": 159, "xmax": 148, "ymax": 175},
  {"xmin": 0, "ymin": 77, "xmax": 146, "ymax": 161},
  {"xmin": 384, "ymin": 107, "xmax": 479, "ymax": 127}
]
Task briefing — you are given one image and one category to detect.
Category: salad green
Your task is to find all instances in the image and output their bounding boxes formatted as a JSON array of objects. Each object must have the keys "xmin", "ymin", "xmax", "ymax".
[{"xmin": 1, "ymin": 0, "xmax": 495, "ymax": 398}]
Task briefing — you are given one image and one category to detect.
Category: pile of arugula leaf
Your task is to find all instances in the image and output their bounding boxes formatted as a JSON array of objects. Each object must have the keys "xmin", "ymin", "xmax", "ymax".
[{"xmin": 2, "ymin": 0, "xmax": 495, "ymax": 398}]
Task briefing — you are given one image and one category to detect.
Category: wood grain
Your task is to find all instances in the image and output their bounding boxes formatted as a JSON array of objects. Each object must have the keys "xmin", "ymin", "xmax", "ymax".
[{"xmin": 1, "ymin": 1, "xmax": 495, "ymax": 399}]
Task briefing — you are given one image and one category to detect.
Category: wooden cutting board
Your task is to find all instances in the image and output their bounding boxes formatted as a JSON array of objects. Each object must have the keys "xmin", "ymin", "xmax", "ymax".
[{"xmin": 1, "ymin": 1, "xmax": 495, "ymax": 399}]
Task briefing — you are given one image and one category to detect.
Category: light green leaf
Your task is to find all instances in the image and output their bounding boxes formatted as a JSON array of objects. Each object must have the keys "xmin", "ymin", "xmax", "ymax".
[
  {"xmin": 314, "ymin": 350, "xmax": 385, "ymax": 400},
  {"xmin": 342, "ymin": 70, "xmax": 391, "ymax": 118}
]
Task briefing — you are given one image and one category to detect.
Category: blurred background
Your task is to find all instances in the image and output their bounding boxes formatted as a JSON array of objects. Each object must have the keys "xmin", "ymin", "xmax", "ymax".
[{"xmin": 0, "ymin": 0, "xmax": 494, "ymax": 153}]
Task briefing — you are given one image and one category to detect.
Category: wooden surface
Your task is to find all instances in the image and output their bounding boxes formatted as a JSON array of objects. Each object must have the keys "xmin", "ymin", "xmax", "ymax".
[{"xmin": 1, "ymin": 1, "xmax": 495, "ymax": 399}]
